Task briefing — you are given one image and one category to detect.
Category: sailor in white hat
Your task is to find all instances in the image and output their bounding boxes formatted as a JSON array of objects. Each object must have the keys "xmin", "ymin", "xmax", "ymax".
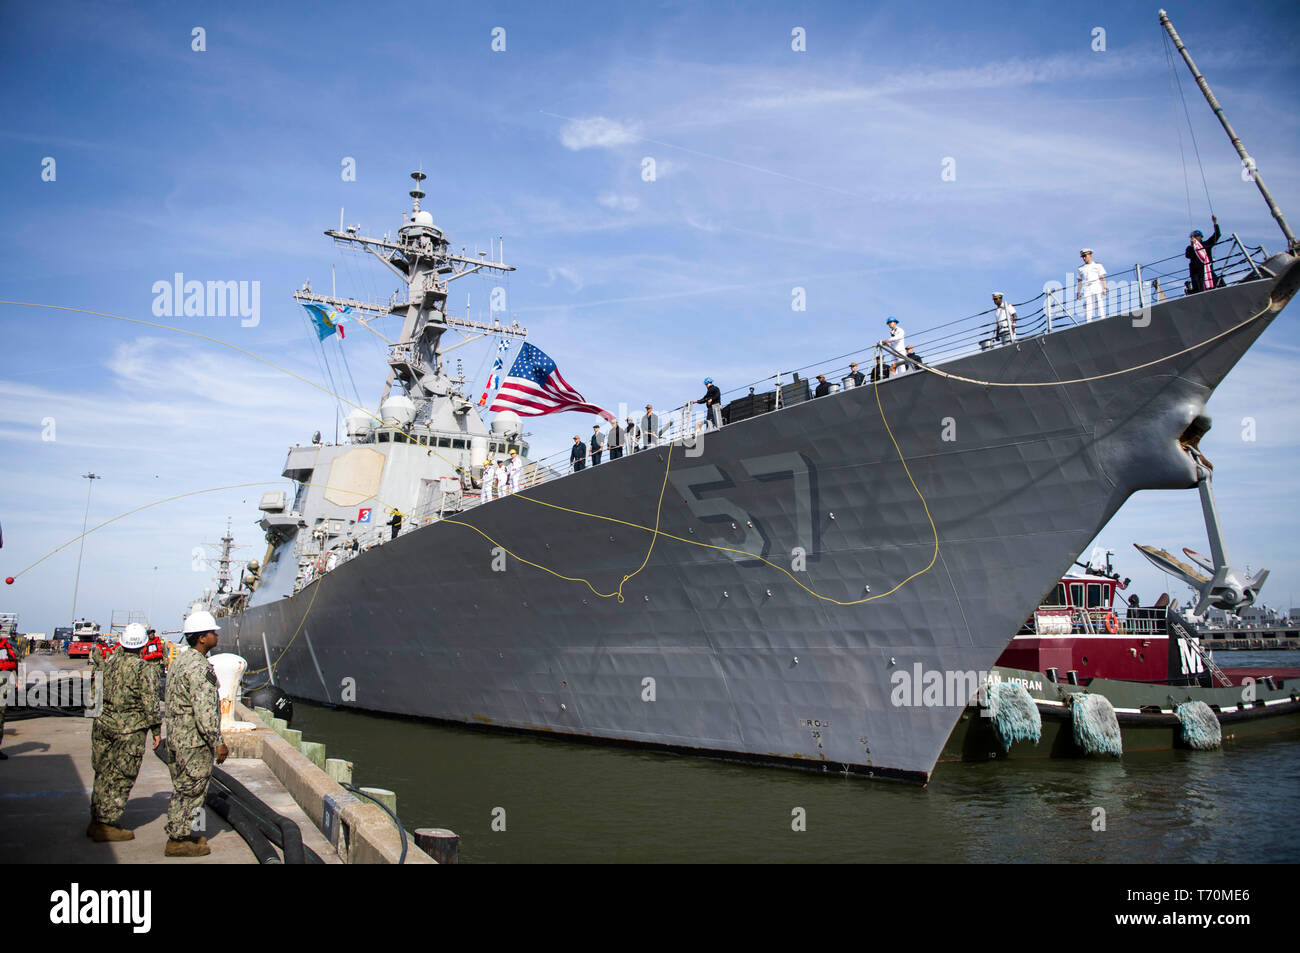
[
  {"xmin": 86, "ymin": 622, "xmax": 163, "ymax": 843},
  {"xmin": 992, "ymin": 292, "xmax": 1017, "ymax": 344},
  {"xmin": 161, "ymin": 610, "xmax": 228, "ymax": 857},
  {"xmin": 1076, "ymin": 248, "xmax": 1108, "ymax": 322}
]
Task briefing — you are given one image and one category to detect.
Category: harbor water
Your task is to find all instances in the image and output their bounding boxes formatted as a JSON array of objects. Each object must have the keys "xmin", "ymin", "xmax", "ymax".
[{"xmin": 287, "ymin": 651, "xmax": 1300, "ymax": 863}]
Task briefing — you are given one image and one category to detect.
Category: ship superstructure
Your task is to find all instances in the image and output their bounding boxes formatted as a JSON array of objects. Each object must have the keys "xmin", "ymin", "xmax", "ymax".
[{"xmin": 247, "ymin": 173, "xmax": 528, "ymax": 598}]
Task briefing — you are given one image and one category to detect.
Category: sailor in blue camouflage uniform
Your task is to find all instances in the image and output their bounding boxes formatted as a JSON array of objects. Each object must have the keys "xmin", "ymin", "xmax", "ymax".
[
  {"xmin": 162, "ymin": 610, "xmax": 228, "ymax": 858},
  {"xmin": 87, "ymin": 623, "xmax": 162, "ymax": 841}
]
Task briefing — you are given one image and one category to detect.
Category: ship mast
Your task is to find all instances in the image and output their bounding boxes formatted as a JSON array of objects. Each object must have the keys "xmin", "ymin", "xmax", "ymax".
[
  {"xmin": 1159, "ymin": 10, "xmax": 1299, "ymax": 254},
  {"xmin": 292, "ymin": 171, "xmax": 528, "ymax": 409},
  {"xmin": 203, "ymin": 518, "xmax": 247, "ymax": 596}
]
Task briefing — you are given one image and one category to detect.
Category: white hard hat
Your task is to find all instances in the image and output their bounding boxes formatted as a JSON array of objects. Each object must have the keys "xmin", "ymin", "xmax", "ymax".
[
  {"xmin": 121, "ymin": 623, "xmax": 148, "ymax": 650},
  {"xmin": 182, "ymin": 610, "xmax": 221, "ymax": 635}
]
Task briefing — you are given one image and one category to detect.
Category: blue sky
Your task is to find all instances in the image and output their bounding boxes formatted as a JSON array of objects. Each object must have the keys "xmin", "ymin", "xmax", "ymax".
[{"xmin": 2, "ymin": 0, "xmax": 1299, "ymax": 634}]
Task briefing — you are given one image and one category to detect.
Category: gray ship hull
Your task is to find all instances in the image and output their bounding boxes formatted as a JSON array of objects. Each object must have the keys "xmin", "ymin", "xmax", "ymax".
[{"xmin": 228, "ymin": 266, "xmax": 1297, "ymax": 782}]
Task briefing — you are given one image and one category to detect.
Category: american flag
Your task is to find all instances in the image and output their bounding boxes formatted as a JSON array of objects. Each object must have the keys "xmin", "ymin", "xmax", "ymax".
[{"xmin": 488, "ymin": 342, "xmax": 614, "ymax": 422}]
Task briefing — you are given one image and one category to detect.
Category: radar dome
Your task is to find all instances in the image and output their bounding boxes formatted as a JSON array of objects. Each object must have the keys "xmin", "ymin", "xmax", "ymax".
[
  {"xmin": 411, "ymin": 209, "xmax": 434, "ymax": 227},
  {"xmin": 345, "ymin": 409, "xmax": 378, "ymax": 441},
  {"xmin": 490, "ymin": 410, "xmax": 522, "ymax": 437},
  {"xmin": 380, "ymin": 395, "xmax": 417, "ymax": 428}
]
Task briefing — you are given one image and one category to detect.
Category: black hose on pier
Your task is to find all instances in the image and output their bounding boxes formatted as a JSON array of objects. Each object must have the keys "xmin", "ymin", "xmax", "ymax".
[
  {"xmin": 207, "ymin": 790, "xmax": 281, "ymax": 864},
  {"xmin": 208, "ymin": 762, "xmax": 316, "ymax": 865},
  {"xmin": 341, "ymin": 782, "xmax": 408, "ymax": 865}
]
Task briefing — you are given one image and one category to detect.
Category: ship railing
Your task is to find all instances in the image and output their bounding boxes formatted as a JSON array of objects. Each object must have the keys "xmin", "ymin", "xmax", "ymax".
[
  {"xmin": 460, "ymin": 243, "xmax": 1274, "ymax": 503},
  {"xmin": 691, "ymin": 241, "xmax": 1274, "ymax": 402},
  {"xmin": 1122, "ymin": 608, "xmax": 1168, "ymax": 636},
  {"xmin": 387, "ymin": 344, "xmax": 418, "ymax": 366},
  {"xmin": 482, "ymin": 408, "xmax": 715, "ymax": 497},
  {"xmin": 895, "ymin": 239, "xmax": 1271, "ymax": 369}
]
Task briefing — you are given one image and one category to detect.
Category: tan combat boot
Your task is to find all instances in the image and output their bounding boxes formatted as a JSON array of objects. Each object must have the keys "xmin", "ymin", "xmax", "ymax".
[
  {"xmin": 87, "ymin": 821, "xmax": 135, "ymax": 842},
  {"xmin": 164, "ymin": 837, "xmax": 211, "ymax": 857}
]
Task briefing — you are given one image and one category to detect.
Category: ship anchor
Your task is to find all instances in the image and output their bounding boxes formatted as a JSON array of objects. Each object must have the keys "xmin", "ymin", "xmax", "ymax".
[{"xmin": 1135, "ymin": 426, "xmax": 1268, "ymax": 617}]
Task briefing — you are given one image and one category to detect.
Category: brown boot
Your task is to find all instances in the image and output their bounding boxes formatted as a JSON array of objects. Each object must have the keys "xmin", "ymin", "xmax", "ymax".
[
  {"xmin": 164, "ymin": 837, "xmax": 211, "ymax": 857},
  {"xmin": 87, "ymin": 821, "xmax": 135, "ymax": 842}
]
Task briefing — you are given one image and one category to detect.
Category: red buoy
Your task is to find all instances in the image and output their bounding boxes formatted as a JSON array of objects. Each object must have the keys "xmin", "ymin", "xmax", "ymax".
[{"xmin": 4, "ymin": 577, "xmax": 13, "ymax": 585}]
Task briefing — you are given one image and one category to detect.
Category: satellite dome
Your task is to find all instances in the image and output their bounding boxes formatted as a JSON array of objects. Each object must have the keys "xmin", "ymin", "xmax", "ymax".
[
  {"xmin": 411, "ymin": 209, "xmax": 434, "ymax": 227},
  {"xmin": 345, "ymin": 408, "xmax": 378, "ymax": 441},
  {"xmin": 380, "ymin": 396, "xmax": 417, "ymax": 428},
  {"xmin": 490, "ymin": 410, "xmax": 521, "ymax": 436}
]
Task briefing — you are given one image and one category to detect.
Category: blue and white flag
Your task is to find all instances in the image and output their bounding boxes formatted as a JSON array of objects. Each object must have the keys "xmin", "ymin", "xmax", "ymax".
[
  {"xmin": 478, "ymin": 338, "xmax": 512, "ymax": 407},
  {"xmin": 303, "ymin": 302, "xmax": 349, "ymax": 341}
]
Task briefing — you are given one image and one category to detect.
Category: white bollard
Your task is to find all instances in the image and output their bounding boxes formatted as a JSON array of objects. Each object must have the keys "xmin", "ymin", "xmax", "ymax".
[{"xmin": 208, "ymin": 652, "xmax": 259, "ymax": 732}]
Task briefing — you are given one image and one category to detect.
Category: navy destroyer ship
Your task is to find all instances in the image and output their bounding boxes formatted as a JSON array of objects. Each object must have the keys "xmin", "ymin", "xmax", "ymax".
[{"xmin": 222, "ymin": 12, "xmax": 1300, "ymax": 781}]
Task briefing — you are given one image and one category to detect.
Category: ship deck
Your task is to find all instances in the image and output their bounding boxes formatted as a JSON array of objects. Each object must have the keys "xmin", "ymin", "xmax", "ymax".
[{"xmin": 1219, "ymin": 667, "xmax": 1300, "ymax": 686}]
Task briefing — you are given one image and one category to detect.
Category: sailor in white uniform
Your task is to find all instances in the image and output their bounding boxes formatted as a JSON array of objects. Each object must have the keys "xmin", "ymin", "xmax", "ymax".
[
  {"xmin": 1076, "ymin": 249, "xmax": 1108, "ymax": 322},
  {"xmin": 508, "ymin": 448, "xmax": 523, "ymax": 493},
  {"xmin": 494, "ymin": 459, "xmax": 510, "ymax": 497},
  {"xmin": 992, "ymin": 292, "xmax": 1017, "ymax": 344},
  {"xmin": 479, "ymin": 459, "xmax": 494, "ymax": 503},
  {"xmin": 880, "ymin": 316, "xmax": 905, "ymax": 372}
]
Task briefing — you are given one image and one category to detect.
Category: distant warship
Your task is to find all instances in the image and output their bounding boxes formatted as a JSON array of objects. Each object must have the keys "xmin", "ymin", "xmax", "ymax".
[{"xmin": 219, "ymin": 13, "xmax": 1300, "ymax": 780}]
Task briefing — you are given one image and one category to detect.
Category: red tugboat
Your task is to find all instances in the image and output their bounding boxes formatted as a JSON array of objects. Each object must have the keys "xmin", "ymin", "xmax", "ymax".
[
  {"xmin": 994, "ymin": 553, "xmax": 1298, "ymax": 690},
  {"xmin": 943, "ymin": 447, "xmax": 1300, "ymax": 762}
]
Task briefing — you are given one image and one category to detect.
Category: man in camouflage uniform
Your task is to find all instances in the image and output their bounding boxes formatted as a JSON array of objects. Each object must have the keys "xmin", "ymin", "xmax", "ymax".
[
  {"xmin": 87, "ymin": 623, "xmax": 162, "ymax": 841},
  {"xmin": 163, "ymin": 610, "xmax": 228, "ymax": 858}
]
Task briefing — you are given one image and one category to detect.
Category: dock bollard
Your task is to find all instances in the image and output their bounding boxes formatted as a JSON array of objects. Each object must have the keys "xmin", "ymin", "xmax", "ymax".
[
  {"xmin": 325, "ymin": 758, "xmax": 353, "ymax": 785},
  {"xmin": 299, "ymin": 740, "xmax": 326, "ymax": 769},
  {"xmin": 282, "ymin": 728, "xmax": 303, "ymax": 750},
  {"xmin": 359, "ymin": 787, "xmax": 396, "ymax": 816},
  {"xmin": 415, "ymin": 828, "xmax": 460, "ymax": 865}
]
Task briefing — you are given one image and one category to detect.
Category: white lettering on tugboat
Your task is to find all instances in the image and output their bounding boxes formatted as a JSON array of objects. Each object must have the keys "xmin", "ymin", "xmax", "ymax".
[{"xmin": 890, "ymin": 666, "xmax": 1043, "ymax": 710}]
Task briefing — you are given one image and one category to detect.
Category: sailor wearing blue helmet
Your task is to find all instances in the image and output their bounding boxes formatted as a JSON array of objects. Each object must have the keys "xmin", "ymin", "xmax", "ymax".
[
  {"xmin": 697, "ymin": 377, "xmax": 722, "ymax": 431},
  {"xmin": 880, "ymin": 316, "xmax": 905, "ymax": 364}
]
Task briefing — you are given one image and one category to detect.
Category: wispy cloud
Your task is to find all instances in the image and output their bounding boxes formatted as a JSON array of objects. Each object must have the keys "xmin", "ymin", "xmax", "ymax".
[
  {"xmin": 558, "ymin": 116, "xmax": 641, "ymax": 151},
  {"xmin": 740, "ymin": 50, "xmax": 1148, "ymax": 111},
  {"xmin": 597, "ymin": 192, "xmax": 640, "ymax": 212},
  {"xmin": 543, "ymin": 266, "xmax": 584, "ymax": 293}
]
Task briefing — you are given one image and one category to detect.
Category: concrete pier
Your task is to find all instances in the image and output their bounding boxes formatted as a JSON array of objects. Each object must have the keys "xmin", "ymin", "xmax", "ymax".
[
  {"xmin": 0, "ymin": 656, "xmax": 428, "ymax": 864},
  {"xmin": 0, "ymin": 713, "xmax": 338, "ymax": 864}
]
